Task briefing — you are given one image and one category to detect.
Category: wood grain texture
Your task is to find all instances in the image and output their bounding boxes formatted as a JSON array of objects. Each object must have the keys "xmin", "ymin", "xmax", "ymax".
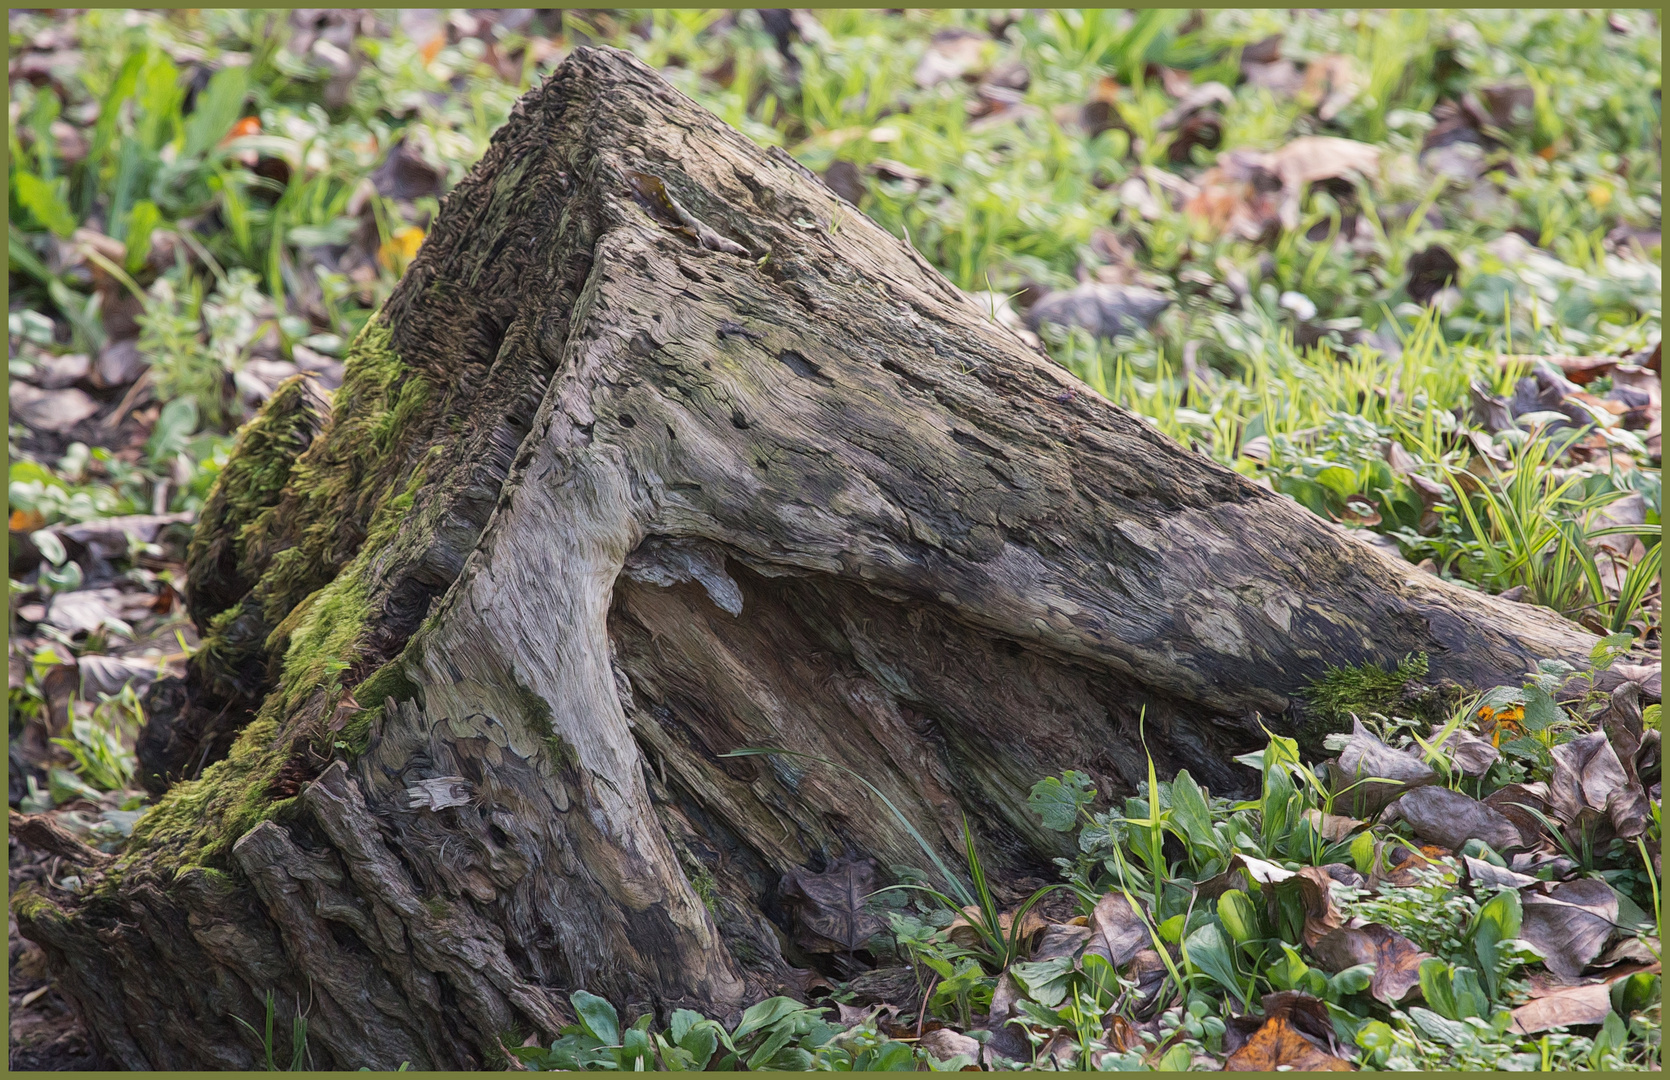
[{"xmin": 15, "ymin": 46, "xmax": 1594, "ymax": 1068}]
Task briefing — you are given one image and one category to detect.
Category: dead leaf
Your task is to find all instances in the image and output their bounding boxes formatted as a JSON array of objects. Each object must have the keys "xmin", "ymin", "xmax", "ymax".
[
  {"xmin": 15, "ymin": 351, "xmax": 90, "ymax": 390},
  {"xmin": 1157, "ymin": 81, "xmax": 1233, "ymax": 130},
  {"xmin": 1382, "ymin": 785, "xmax": 1524, "ymax": 854},
  {"xmin": 1195, "ymin": 852, "xmax": 1298, "ymax": 901},
  {"xmin": 1031, "ymin": 922, "xmax": 1094, "ymax": 963},
  {"xmin": 1328, "ymin": 719, "xmax": 1435, "ymax": 814},
  {"xmin": 1521, "ymin": 878, "xmax": 1620, "ymax": 980},
  {"xmin": 1482, "ymin": 781, "xmax": 1554, "ymax": 848},
  {"xmin": 914, "ymin": 28, "xmax": 987, "ymax": 88},
  {"xmin": 9, "ymin": 383, "xmax": 100, "ymax": 433},
  {"xmin": 1085, "ymin": 891, "xmax": 1151, "ymax": 969},
  {"xmin": 1549, "ymin": 731, "xmax": 1631, "ymax": 827},
  {"xmin": 780, "ymin": 858, "xmax": 885, "ymax": 953},
  {"xmin": 1460, "ymin": 855, "xmax": 1537, "ymax": 892},
  {"xmin": 37, "ymin": 588, "xmax": 133, "ymax": 638},
  {"xmin": 1223, "ymin": 1015, "xmax": 1353, "ymax": 1071},
  {"xmin": 1509, "ymin": 982, "xmax": 1611, "ymax": 1034},
  {"xmin": 948, "ymin": 904, "xmax": 1048, "ymax": 951},
  {"xmin": 1024, "ymin": 283, "xmax": 1170, "ymax": 342},
  {"xmin": 1310, "ymin": 922, "xmax": 1429, "ymax": 1004},
  {"xmin": 1299, "ymin": 55, "xmax": 1363, "ymax": 122},
  {"xmin": 919, "ymin": 1027, "xmax": 980, "ymax": 1063},
  {"xmin": 1424, "ymin": 725, "xmax": 1501, "ymax": 777},
  {"xmin": 54, "ymin": 512, "xmax": 193, "ymax": 564},
  {"xmin": 1301, "ymin": 808, "xmax": 1365, "ymax": 843},
  {"xmin": 1267, "ymin": 137, "xmax": 1380, "ymax": 231},
  {"xmin": 1260, "ymin": 991, "xmax": 1343, "ymax": 1055},
  {"xmin": 1286, "ymin": 866, "xmax": 1348, "ymax": 948}
]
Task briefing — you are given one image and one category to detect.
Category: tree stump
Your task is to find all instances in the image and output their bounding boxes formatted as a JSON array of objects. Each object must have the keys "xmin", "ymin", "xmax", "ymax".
[{"xmin": 14, "ymin": 47, "xmax": 1594, "ymax": 1070}]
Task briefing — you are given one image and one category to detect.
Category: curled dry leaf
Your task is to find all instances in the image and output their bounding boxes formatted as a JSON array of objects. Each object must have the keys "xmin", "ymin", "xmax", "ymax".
[
  {"xmin": 779, "ymin": 858, "xmax": 885, "ymax": 953},
  {"xmin": 1288, "ymin": 866, "xmax": 1348, "ymax": 947},
  {"xmin": 1521, "ymin": 878, "xmax": 1620, "ymax": 980},
  {"xmin": 1301, "ymin": 808, "xmax": 1365, "ymax": 843},
  {"xmin": 918, "ymin": 1027, "xmax": 981, "ymax": 1063},
  {"xmin": 1425, "ymin": 725, "xmax": 1501, "ymax": 777},
  {"xmin": 1311, "ymin": 922, "xmax": 1430, "ymax": 1004},
  {"xmin": 1086, "ymin": 891, "xmax": 1152, "ymax": 969},
  {"xmin": 1328, "ymin": 719, "xmax": 1435, "ymax": 814},
  {"xmin": 947, "ymin": 904, "xmax": 1048, "ymax": 951},
  {"xmin": 1509, "ymin": 982, "xmax": 1611, "ymax": 1034},
  {"xmin": 1030, "ymin": 922, "xmax": 1093, "ymax": 963},
  {"xmin": 1223, "ymin": 1015, "xmax": 1354, "ymax": 1072},
  {"xmin": 1260, "ymin": 991, "xmax": 1342, "ymax": 1055},
  {"xmin": 1482, "ymin": 781, "xmax": 1554, "ymax": 848},
  {"xmin": 1548, "ymin": 731, "xmax": 1632, "ymax": 828},
  {"xmin": 1460, "ymin": 854, "xmax": 1537, "ymax": 893},
  {"xmin": 1382, "ymin": 785, "xmax": 1524, "ymax": 853}
]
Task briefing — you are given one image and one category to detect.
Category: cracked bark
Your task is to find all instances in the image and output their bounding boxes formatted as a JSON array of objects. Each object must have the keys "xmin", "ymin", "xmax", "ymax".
[{"xmin": 14, "ymin": 47, "xmax": 1594, "ymax": 1069}]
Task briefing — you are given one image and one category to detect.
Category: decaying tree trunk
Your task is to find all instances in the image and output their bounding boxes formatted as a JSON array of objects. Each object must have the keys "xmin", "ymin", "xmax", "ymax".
[{"xmin": 15, "ymin": 48, "xmax": 1596, "ymax": 1070}]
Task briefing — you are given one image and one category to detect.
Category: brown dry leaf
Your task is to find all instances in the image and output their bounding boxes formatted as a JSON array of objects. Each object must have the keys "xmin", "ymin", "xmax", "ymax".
[
  {"xmin": 1267, "ymin": 136, "xmax": 1381, "ymax": 230},
  {"xmin": 1460, "ymin": 855, "xmax": 1537, "ymax": 892},
  {"xmin": 1181, "ymin": 149, "xmax": 1281, "ymax": 241},
  {"xmin": 918, "ymin": 1027, "xmax": 981, "ymax": 1063},
  {"xmin": 1261, "ymin": 991, "xmax": 1342, "ymax": 1054},
  {"xmin": 1311, "ymin": 923, "xmax": 1430, "ymax": 1004},
  {"xmin": 1328, "ymin": 719, "xmax": 1435, "ymax": 813},
  {"xmin": 1085, "ymin": 892, "xmax": 1151, "ymax": 968},
  {"xmin": 947, "ymin": 904, "xmax": 1048, "ymax": 951},
  {"xmin": 1223, "ymin": 1016, "xmax": 1354, "ymax": 1071},
  {"xmin": 1482, "ymin": 781, "xmax": 1553, "ymax": 848},
  {"xmin": 780, "ymin": 858, "xmax": 886, "ymax": 953},
  {"xmin": 1424, "ymin": 725, "xmax": 1501, "ymax": 777},
  {"xmin": 1382, "ymin": 785, "xmax": 1524, "ymax": 853},
  {"xmin": 1509, "ymin": 982, "xmax": 1611, "ymax": 1034},
  {"xmin": 1300, "ymin": 55, "xmax": 1364, "ymax": 122},
  {"xmin": 1301, "ymin": 808, "xmax": 1365, "ymax": 843},
  {"xmin": 1521, "ymin": 878, "xmax": 1620, "ymax": 980},
  {"xmin": 8, "ymin": 383, "xmax": 100, "ymax": 433},
  {"xmin": 914, "ymin": 28, "xmax": 988, "ymax": 88},
  {"xmin": 1030, "ymin": 922, "xmax": 1094, "ymax": 963},
  {"xmin": 1291, "ymin": 866, "xmax": 1348, "ymax": 948},
  {"xmin": 1548, "ymin": 731, "xmax": 1631, "ymax": 827}
]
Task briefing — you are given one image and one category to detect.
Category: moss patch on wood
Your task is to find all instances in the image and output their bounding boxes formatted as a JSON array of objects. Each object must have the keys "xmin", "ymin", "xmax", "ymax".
[{"xmin": 1301, "ymin": 652, "xmax": 1433, "ymax": 728}]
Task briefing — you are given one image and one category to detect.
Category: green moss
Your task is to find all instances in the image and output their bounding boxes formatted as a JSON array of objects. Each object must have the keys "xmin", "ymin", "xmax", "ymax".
[
  {"xmin": 186, "ymin": 374, "xmax": 326, "ymax": 616},
  {"xmin": 124, "ymin": 714, "xmax": 294, "ymax": 871},
  {"xmin": 689, "ymin": 866, "xmax": 720, "ymax": 914},
  {"xmin": 1301, "ymin": 653, "xmax": 1431, "ymax": 726}
]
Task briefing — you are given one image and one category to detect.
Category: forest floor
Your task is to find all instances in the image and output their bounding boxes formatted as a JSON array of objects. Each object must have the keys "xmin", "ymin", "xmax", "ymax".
[{"xmin": 7, "ymin": 8, "xmax": 1661, "ymax": 1071}]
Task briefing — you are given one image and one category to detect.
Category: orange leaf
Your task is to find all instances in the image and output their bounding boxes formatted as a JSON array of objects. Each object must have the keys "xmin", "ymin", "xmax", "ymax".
[
  {"xmin": 1224, "ymin": 1016, "xmax": 1353, "ymax": 1071},
  {"xmin": 10, "ymin": 508, "xmax": 46, "ymax": 533},
  {"xmin": 221, "ymin": 115, "xmax": 261, "ymax": 145},
  {"xmin": 421, "ymin": 31, "xmax": 446, "ymax": 65}
]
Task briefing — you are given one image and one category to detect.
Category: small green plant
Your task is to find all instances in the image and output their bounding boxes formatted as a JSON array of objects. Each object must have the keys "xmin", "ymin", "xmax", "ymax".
[
  {"xmin": 512, "ymin": 990, "xmax": 918, "ymax": 1072},
  {"xmin": 233, "ymin": 991, "xmax": 310, "ymax": 1072}
]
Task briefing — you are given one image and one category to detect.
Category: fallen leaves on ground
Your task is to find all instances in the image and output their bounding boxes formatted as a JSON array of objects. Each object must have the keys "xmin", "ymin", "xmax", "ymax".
[
  {"xmin": 780, "ymin": 858, "xmax": 886, "ymax": 953},
  {"xmin": 1310, "ymin": 922, "xmax": 1430, "ymax": 1004},
  {"xmin": 1223, "ymin": 1015, "xmax": 1354, "ymax": 1071},
  {"xmin": 1520, "ymin": 877, "xmax": 1620, "ymax": 980}
]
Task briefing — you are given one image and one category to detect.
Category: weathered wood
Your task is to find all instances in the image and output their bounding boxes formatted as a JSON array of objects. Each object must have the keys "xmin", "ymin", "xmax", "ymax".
[{"xmin": 14, "ymin": 47, "xmax": 1595, "ymax": 1069}]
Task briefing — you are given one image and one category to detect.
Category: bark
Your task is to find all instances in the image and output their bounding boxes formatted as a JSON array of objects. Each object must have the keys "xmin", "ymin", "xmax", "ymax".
[{"xmin": 14, "ymin": 47, "xmax": 1595, "ymax": 1070}]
